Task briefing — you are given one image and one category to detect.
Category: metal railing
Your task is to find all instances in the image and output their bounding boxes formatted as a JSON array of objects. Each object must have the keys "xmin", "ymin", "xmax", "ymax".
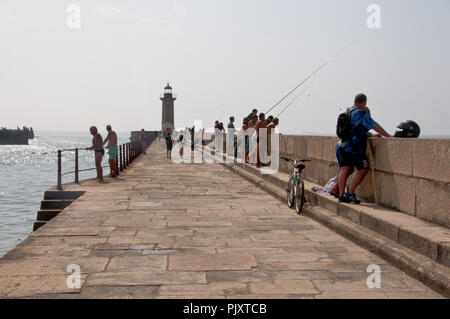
[{"xmin": 56, "ymin": 141, "xmax": 145, "ymax": 191}]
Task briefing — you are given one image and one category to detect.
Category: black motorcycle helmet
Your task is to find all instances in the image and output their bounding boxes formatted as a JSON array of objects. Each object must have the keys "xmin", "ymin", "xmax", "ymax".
[{"xmin": 394, "ymin": 120, "xmax": 421, "ymax": 138}]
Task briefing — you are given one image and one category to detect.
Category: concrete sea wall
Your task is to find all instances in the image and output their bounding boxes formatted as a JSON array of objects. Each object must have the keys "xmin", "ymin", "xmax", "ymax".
[
  {"xmin": 279, "ymin": 135, "xmax": 450, "ymax": 228},
  {"xmin": 0, "ymin": 130, "xmax": 29, "ymax": 145}
]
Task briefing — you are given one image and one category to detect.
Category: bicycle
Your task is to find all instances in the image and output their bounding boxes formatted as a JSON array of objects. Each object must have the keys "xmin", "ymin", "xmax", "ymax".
[{"xmin": 282, "ymin": 157, "xmax": 311, "ymax": 214}]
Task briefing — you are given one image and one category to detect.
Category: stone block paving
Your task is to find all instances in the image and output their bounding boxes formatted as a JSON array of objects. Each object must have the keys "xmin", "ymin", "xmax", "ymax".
[{"xmin": 0, "ymin": 142, "xmax": 444, "ymax": 298}]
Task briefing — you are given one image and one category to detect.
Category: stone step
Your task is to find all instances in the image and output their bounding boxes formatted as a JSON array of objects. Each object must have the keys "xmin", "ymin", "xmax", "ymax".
[
  {"xmin": 44, "ymin": 190, "xmax": 85, "ymax": 200},
  {"xmin": 36, "ymin": 209, "xmax": 62, "ymax": 221},
  {"xmin": 222, "ymin": 162, "xmax": 450, "ymax": 297},
  {"xmin": 40, "ymin": 199, "xmax": 74, "ymax": 210},
  {"xmin": 227, "ymin": 162, "xmax": 450, "ymax": 267},
  {"xmin": 32, "ymin": 220, "xmax": 46, "ymax": 232}
]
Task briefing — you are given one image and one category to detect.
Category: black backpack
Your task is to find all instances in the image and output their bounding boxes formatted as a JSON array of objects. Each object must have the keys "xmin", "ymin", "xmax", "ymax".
[{"xmin": 336, "ymin": 108, "xmax": 357, "ymax": 141}]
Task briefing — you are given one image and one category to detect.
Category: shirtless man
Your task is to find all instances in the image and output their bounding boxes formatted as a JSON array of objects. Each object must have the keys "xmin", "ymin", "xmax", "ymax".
[
  {"xmin": 86, "ymin": 126, "xmax": 104, "ymax": 182},
  {"xmin": 248, "ymin": 115, "xmax": 258, "ymax": 129},
  {"xmin": 255, "ymin": 113, "xmax": 267, "ymax": 167},
  {"xmin": 267, "ymin": 117, "xmax": 279, "ymax": 131},
  {"xmin": 103, "ymin": 125, "xmax": 118, "ymax": 178}
]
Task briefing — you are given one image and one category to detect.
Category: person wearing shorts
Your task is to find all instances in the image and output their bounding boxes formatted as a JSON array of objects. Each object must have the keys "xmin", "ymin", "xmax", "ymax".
[
  {"xmin": 103, "ymin": 125, "xmax": 118, "ymax": 178},
  {"xmin": 337, "ymin": 93, "xmax": 391, "ymax": 204},
  {"xmin": 87, "ymin": 126, "xmax": 104, "ymax": 182},
  {"xmin": 165, "ymin": 133, "xmax": 173, "ymax": 159}
]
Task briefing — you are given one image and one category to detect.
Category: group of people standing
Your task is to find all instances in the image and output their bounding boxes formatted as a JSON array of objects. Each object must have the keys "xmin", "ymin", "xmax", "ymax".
[
  {"xmin": 216, "ymin": 93, "xmax": 392, "ymax": 205},
  {"xmin": 215, "ymin": 109, "xmax": 280, "ymax": 167},
  {"xmin": 86, "ymin": 125, "xmax": 118, "ymax": 182}
]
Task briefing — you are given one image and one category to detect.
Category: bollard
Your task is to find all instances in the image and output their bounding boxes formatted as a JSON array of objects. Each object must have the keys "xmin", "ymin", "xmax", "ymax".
[
  {"xmin": 57, "ymin": 150, "xmax": 62, "ymax": 191},
  {"xmin": 75, "ymin": 148, "xmax": 79, "ymax": 184}
]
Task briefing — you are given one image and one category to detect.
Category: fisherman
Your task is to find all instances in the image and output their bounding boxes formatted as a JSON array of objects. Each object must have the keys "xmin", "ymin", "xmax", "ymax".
[
  {"xmin": 255, "ymin": 113, "xmax": 267, "ymax": 167},
  {"xmin": 86, "ymin": 126, "xmax": 104, "ymax": 182},
  {"xmin": 236, "ymin": 117, "xmax": 250, "ymax": 163},
  {"xmin": 337, "ymin": 94, "xmax": 391, "ymax": 203},
  {"xmin": 248, "ymin": 109, "xmax": 258, "ymax": 121},
  {"xmin": 178, "ymin": 133, "xmax": 185, "ymax": 158},
  {"xmin": 103, "ymin": 125, "xmax": 118, "ymax": 178}
]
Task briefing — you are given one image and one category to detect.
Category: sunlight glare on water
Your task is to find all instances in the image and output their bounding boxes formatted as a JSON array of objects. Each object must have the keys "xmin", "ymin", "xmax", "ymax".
[{"xmin": 0, "ymin": 131, "xmax": 130, "ymax": 257}]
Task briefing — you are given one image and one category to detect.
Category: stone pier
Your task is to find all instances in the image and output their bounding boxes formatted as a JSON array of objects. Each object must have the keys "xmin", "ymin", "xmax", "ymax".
[{"xmin": 0, "ymin": 142, "xmax": 444, "ymax": 298}]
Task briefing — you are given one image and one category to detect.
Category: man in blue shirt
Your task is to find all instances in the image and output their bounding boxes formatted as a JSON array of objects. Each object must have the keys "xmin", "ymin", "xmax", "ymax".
[{"xmin": 338, "ymin": 93, "xmax": 391, "ymax": 203}]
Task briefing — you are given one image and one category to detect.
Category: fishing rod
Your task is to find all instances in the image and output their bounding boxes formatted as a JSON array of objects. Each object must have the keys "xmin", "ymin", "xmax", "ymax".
[
  {"xmin": 275, "ymin": 86, "xmax": 310, "ymax": 118},
  {"xmin": 276, "ymin": 76, "xmax": 320, "ymax": 118},
  {"xmin": 265, "ymin": 40, "xmax": 356, "ymax": 116},
  {"xmin": 265, "ymin": 62, "xmax": 328, "ymax": 115},
  {"xmin": 218, "ymin": 102, "xmax": 230, "ymax": 122}
]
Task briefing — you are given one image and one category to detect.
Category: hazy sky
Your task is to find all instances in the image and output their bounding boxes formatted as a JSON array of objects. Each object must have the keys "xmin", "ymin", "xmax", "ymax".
[{"xmin": 1, "ymin": 0, "xmax": 449, "ymax": 135}]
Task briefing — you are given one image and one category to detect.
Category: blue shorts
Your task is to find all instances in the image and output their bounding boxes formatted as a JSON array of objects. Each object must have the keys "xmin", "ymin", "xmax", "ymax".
[
  {"xmin": 108, "ymin": 146, "xmax": 118, "ymax": 160},
  {"xmin": 336, "ymin": 144, "xmax": 342, "ymax": 168}
]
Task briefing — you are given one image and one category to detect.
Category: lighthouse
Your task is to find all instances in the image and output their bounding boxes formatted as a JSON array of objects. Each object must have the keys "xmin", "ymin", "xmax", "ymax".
[{"xmin": 160, "ymin": 83, "xmax": 177, "ymax": 136}]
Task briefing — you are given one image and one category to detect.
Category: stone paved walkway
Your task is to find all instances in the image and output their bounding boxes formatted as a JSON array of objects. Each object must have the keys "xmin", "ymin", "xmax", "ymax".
[{"xmin": 0, "ymin": 142, "xmax": 443, "ymax": 298}]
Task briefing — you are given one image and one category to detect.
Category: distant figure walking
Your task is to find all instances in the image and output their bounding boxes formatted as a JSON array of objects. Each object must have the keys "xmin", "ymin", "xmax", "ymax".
[
  {"xmin": 165, "ymin": 133, "xmax": 173, "ymax": 159},
  {"xmin": 103, "ymin": 125, "xmax": 118, "ymax": 178},
  {"xmin": 140, "ymin": 129, "xmax": 147, "ymax": 154},
  {"xmin": 86, "ymin": 126, "xmax": 104, "ymax": 182},
  {"xmin": 178, "ymin": 134, "xmax": 185, "ymax": 158}
]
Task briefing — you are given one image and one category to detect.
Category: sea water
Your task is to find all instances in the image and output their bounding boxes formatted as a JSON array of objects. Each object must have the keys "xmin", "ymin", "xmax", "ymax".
[{"xmin": 0, "ymin": 131, "xmax": 130, "ymax": 257}]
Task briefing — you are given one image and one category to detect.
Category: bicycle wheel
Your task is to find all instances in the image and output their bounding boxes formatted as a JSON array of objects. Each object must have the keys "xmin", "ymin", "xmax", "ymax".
[
  {"xmin": 295, "ymin": 178, "xmax": 305, "ymax": 214},
  {"xmin": 287, "ymin": 175, "xmax": 295, "ymax": 208}
]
